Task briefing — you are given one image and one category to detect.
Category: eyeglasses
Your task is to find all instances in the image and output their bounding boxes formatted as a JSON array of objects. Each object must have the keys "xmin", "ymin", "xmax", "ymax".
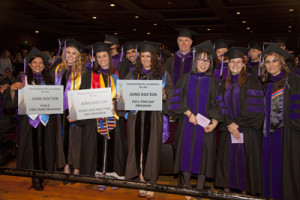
[{"xmin": 197, "ymin": 58, "xmax": 210, "ymax": 64}]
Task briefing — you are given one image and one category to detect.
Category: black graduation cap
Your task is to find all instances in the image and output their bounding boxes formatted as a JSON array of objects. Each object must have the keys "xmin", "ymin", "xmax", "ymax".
[
  {"xmin": 61, "ymin": 39, "xmax": 85, "ymax": 52},
  {"xmin": 261, "ymin": 44, "xmax": 291, "ymax": 60},
  {"xmin": 175, "ymin": 28, "xmax": 198, "ymax": 40},
  {"xmin": 139, "ymin": 41, "xmax": 161, "ymax": 53},
  {"xmin": 26, "ymin": 47, "xmax": 50, "ymax": 66},
  {"xmin": 249, "ymin": 41, "xmax": 263, "ymax": 51},
  {"xmin": 104, "ymin": 34, "xmax": 119, "ymax": 45},
  {"xmin": 214, "ymin": 39, "xmax": 234, "ymax": 50},
  {"xmin": 93, "ymin": 42, "xmax": 114, "ymax": 53},
  {"xmin": 123, "ymin": 41, "xmax": 139, "ymax": 52},
  {"xmin": 272, "ymin": 36, "xmax": 288, "ymax": 46},
  {"xmin": 193, "ymin": 40, "xmax": 218, "ymax": 60},
  {"xmin": 224, "ymin": 47, "xmax": 248, "ymax": 60}
]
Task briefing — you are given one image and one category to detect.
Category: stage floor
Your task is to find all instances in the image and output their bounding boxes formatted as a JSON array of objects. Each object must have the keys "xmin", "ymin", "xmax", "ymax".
[{"xmin": 0, "ymin": 160, "xmax": 213, "ymax": 200}]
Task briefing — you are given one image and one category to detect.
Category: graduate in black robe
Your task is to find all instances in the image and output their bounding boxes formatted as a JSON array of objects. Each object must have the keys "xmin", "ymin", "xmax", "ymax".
[
  {"xmin": 104, "ymin": 34, "xmax": 121, "ymax": 70},
  {"xmin": 123, "ymin": 41, "xmax": 173, "ymax": 198},
  {"xmin": 169, "ymin": 40, "xmax": 222, "ymax": 192},
  {"xmin": 247, "ymin": 41, "xmax": 262, "ymax": 77},
  {"xmin": 50, "ymin": 39, "xmax": 85, "ymax": 179},
  {"xmin": 79, "ymin": 42, "xmax": 125, "ymax": 179},
  {"xmin": 163, "ymin": 29, "xmax": 196, "ymax": 88},
  {"xmin": 213, "ymin": 39, "xmax": 234, "ymax": 82},
  {"xmin": 117, "ymin": 42, "xmax": 139, "ymax": 79},
  {"xmin": 215, "ymin": 47, "xmax": 265, "ymax": 195},
  {"xmin": 3, "ymin": 47, "xmax": 55, "ymax": 191},
  {"xmin": 260, "ymin": 44, "xmax": 300, "ymax": 200}
]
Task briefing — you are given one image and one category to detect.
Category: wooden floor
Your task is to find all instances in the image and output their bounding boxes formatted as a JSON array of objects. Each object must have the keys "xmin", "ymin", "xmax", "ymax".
[{"xmin": 0, "ymin": 160, "xmax": 212, "ymax": 200}]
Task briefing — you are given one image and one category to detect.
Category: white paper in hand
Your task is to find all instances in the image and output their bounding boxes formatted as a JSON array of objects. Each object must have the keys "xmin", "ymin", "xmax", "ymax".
[
  {"xmin": 231, "ymin": 133, "xmax": 244, "ymax": 143},
  {"xmin": 196, "ymin": 113, "xmax": 211, "ymax": 128}
]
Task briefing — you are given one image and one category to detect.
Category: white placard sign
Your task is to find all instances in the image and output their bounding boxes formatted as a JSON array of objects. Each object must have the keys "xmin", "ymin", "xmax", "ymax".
[
  {"xmin": 67, "ymin": 88, "xmax": 113, "ymax": 121},
  {"xmin": 117, "ymin": 80, "xmax": 162, "ymax": 111},
  {"xmin": 19, "ymin": 85, "xmax": 63, "ymax": 115}
]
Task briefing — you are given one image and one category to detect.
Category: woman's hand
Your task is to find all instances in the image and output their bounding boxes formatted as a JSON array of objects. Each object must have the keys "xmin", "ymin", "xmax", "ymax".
[
  {"xmin": 10, "ymin": 82, "xmax": 24, "ymax": 91},
  {"xmin": 204, "ymin": 119, "xmax": 218, "ymax": 133},
  {"xmin": 162, "ymin": 88, "xmax": 167, "ymax": 100},
  {"xmin": 0, "ymin": 84, "xmax": 9, "ymax": 93},
  {"xmin": 227, "ymin": 122, "xmax": 239, "ymax": 133},
  {"xmin": 184, "ymin": 110, "xmax": 197, "ymax": 125},
  {"xmin": 231, "ymin": 129, "xmax": 241, "ymax": 139},
  {"xmin": 67, "ymin": 115, "xmax": 76, "ymax": 123}
]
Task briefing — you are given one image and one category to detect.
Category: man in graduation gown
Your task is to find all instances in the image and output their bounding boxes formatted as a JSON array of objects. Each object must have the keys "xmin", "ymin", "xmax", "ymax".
[
  {"xmin": 247, "ymin": 41, "xmax": 262, "ymax": 77},
  {"xmin": 214, "ymin": 39, "xmax": 234, "ymax": 82},
  {"xmin": 104, "ymin": 34, "xmax": 121, "ymax": 69},
  {"xmin": 163, "ymin": 28, "xmax": 196, "ymax": 88},
  {"xmin": 117, "ymin": 42, "xmax": 139, "ymax": 79}
]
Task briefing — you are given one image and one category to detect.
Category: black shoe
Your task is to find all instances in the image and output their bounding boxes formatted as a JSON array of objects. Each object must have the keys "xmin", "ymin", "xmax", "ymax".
[
  {"xmin": 62, "ymin": 180, "xmax": 69, "ymax": 185},
  {"xmin": 32, "ymin": 178, "xmax": 44, "ymax": 191}
]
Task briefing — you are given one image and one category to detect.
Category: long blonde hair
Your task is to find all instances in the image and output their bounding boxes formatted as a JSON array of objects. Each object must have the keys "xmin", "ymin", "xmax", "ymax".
[
  {"xmin": 58, "ymin": 46, "xmax": 82, "ymax": 79},
  {"xmin": 260, "ymin": 52, "xmax": 290, "ymax": 83}
]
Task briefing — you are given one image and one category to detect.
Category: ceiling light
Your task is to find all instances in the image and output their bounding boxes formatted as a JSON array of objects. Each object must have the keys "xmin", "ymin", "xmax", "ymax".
[
  {"xmin": 147, "ymin": 32, "xmax": 151, "ymax": 35},
  {"xmin": 135, "ymin": 16, "xmax": 139, "ymax": 19},
  {"xmin": 133, "ymin": 28, "xmax": 136, "ymax": 31},
  {"xmin": 250, "ymin": 31, "xmax": 253, "ymax": 33},
  {"xmin": 288, "ymin": 25, "xmax": 292, "ymax": 28},
  {"xmin": 242, "ymin": 21, "xmax": 246, "ymax": 23},
  {"xmin": 288, "ymin": 30, "xmax": 292, "ymax": 32},
  {"xmin": 289, "ymin": 8, "xmax": 294, "ymax": 12},
  {"xmin": 168, "ymin": 1, "xmax": 172, "ymax": 4},
  {"xmin": 110, "ymin": 4, "xmax": 115, "ymax": 7},
  {"xmin": 246, "ymin": 27, "xmax": 250, "ymax": 30},
  {"xmin": 114, "ymin": 32, "xmax": 118, "ymax": 35},
  {"xmin": 35, "ymin": 30, "xmax": 39, "ymax": 34},
  {"xmin": 207, "ymin": 28, "xmax": 211, "ymax": 31},
  {"xmin": 236, "ymin": 11, "xmax": 241, "ymax": 15},
  {"xmin": 153, "ymin": 23, "xmax": 157, "ymax": 26},
  {"xmin": 92, "ymin": 16, "xmax": 97, "ymax": 19}
]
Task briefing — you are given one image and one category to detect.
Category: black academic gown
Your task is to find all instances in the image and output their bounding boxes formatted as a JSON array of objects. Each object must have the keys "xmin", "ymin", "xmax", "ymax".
[
  {"xmin": 50, "ymin": 66, "xmax": 84, "ymax": 170},
  {"xmin": 3, "ymin": 77, "xmax": 56, "ymax": 172},
  {"xmin": 169, "ymin": 73, "xmax": 222, "ymax": 178},
  {"xmin": 117, "ymin": 58, "xmax": 134, "ymax": 80},
  {"xmin": 262, "ymin": 72, "xmax": 300, "ymax": 200},
  {"xmin": 215, "ymin": 75, "xmax": 265, "ymax": 195},
  {"xmin": 79, "ymin": 71, "xmax": 126, "ymax": 176},
  {"xmin": 124, "ymin": 71, "xmax": 173, "ymax": 184}
]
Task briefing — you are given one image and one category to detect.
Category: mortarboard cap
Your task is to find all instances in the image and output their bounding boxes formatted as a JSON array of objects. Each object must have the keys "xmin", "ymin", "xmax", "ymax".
[
  {"xmin": 175, "ymin": 28, "xmax": 198, "ymax": 40},
  {"xmin": 249, "ymin": 41, "xmax": 263, "ymax": 51},
  {"xmin": 224, "ymin": 47, "xmax": 248, "ymax": 60},
  {"xmin": 139, "ymin": 41, "xmax": 161, "ymax": 53},
  {"xmin": 123, "ymin": 41, "xmax": 139, "ymax": 52},
  {"xmin": 26, "ymin": 47, "xmax": 50, "ymax": 66},
  {"xmin": 214, "ymin": 39, "xmax": 234, "ymax": 50},
  {"xmin": 194, "ymin": 40, "xmax": 218, "ymax": 60},
  {"xmin": 272, "ymin": 36, "xmax": 288, "ymax": 46},
  {"xmin": 93, "ymin": 42, "xmax": 114, "ymax": 53},
  {"xmin": 104, "ymin": 34, "xmax": 119, "ymax": 45},
  {"xmin": 61, "ymin": 39, "xmax": 85, "ymax": 52},
  {"xmin": 261, "ymin": 44, "xmax": 291, "ymax": 60}
]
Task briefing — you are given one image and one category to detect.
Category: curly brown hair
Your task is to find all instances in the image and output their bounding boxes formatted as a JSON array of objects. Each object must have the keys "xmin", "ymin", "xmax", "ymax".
[
  {"xmin": 260, "ymin": 52, "xmax": 290, "ymax": 83},
  {"xmin": 133, "ymin": 50, "xmax": 164, "ymax": 79}
]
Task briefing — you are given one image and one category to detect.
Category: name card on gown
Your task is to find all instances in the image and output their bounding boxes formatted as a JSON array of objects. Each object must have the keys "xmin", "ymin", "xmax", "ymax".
[
  {"xmin": 67, "ymin": 88, "xmax": 113, "ymax": 120},
  {"xmin": 117, "ymin": 80, "xmax": 162, "ymax": 111},
  {"xmin": 231, "ymin": 133, "xmax": 244, "ymax": 143}
]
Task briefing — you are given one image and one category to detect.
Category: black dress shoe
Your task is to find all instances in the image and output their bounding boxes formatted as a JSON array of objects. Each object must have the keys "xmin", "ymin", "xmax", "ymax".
[
  {"xmin": 62, "ymin": 180, "xmax": 69, "ymax": 185},
  {"xmin": 32, "ymin": 178, "xmax": 44, "ymax": 191}
]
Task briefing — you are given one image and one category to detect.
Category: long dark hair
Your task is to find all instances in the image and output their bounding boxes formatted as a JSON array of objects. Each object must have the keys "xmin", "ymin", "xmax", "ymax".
[
  {"xmin": 92, "ymin": 51, "xmax": 115, "ymax": 75},
  {"xmin": 260, "ymin": 52, "xmax": 290, "ymax": 83},
  {"xmin": 133, "ymin": 49, "xmax": 164, "ymax": 79},
  {"xmin": 26, "ymin": 55, "xmax": 52, "ymax": 85},
  {"xmin": 225, "ymin": 58, "xmax": 247, "ymax": 89},
  {"xmin": 191, "ymin": 50, "xmax": 214, "ymax": 76}
]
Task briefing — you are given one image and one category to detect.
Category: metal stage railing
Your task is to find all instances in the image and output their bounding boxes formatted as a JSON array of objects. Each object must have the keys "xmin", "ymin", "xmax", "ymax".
[{"xmin": 0, "ymin": 167, "xmax": 265, "ymax": 200}]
